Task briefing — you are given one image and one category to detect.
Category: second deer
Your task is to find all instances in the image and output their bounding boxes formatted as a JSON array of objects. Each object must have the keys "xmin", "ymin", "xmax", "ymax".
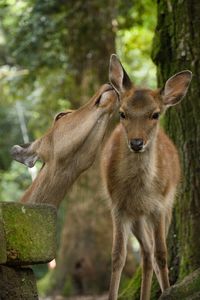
[
  {"xmin": 101, "ymin": 55, "xmax": 192, "ymax": 300},
  {"xmin": 11, "ymin": 84, "xmax": 118, "ymax": 208}
]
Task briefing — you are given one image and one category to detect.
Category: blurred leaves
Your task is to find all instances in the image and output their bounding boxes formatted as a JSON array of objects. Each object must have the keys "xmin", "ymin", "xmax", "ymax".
[
  {"xmin": 0, "ymin": 161, "xmax": 31, "ymax": 201},
  {"xmin": 116, "ymin": 0, "xmax": 156, "ymax": 87}
]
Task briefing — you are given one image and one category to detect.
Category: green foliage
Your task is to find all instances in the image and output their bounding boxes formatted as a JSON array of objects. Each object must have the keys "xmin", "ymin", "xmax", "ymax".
[
  {"xmin": 0, "ymin": 161, "xmax": 31, "ymax": 202},
  {"xmin": 119, "ymin": 267, "xmax": 142, "ymax": 300},
  {"xmin": 0, "ymin": 104, "xmax": 22, "ymax": 170},
  {"xmin": 117, "ymin": 26, "xmax": 156, "ymax": 87},
  {"xmin": 119, "ymin": 269, "xmax": 161, "ymax": 300},
  {"xmin": 117, "ymin": 0, "xmax": 157, "ymax": 87},
  {"xmin": 63, "ymin": 277, "xmax": 73, "ymax": 297},
  {"xmin": 37, "ymin": 269, "xmax": 55, "ymax": 296}
]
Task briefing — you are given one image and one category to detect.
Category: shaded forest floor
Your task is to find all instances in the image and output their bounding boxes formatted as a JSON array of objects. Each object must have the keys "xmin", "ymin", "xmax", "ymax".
[{"xmin": 40, "ymin": 294, "xmax": 108, "ymax": 300}]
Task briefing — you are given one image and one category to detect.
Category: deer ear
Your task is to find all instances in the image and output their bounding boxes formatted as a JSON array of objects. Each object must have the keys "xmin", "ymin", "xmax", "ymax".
[
  {"xmin": 109, "ymin": 54, "xmax": 132, "ymax": 93},
  {"xmin": 11, "ymin": 142, "xmax": 39, "ymax": 168},
  {"xmin": 162, "ymin": 70, "xmax": 192, "ymax": 106}
]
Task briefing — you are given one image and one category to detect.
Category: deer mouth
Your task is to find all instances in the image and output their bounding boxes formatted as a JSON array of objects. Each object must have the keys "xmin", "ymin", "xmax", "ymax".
[
  {"xmin": 128, "ymin": 146, "xmax": 144, "ymax": 153},
  {"xmin": 127, "ymin": 141, "xmax": 148, "ymax": 153}
]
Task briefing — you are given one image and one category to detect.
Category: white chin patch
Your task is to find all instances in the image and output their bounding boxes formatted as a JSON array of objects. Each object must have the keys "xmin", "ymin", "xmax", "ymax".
[{"xmin": 128, "ymin": 142, "xmax": 148, "ymax": 153}]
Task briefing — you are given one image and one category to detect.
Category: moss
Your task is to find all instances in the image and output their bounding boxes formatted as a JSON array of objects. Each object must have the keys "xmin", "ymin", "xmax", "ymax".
[
  {"xmin": 62, "ymin": 276, "xmax": 73, "ymax": 297},
  {"xmin": 0, "ymin": 265, "xmax": 38, "ymax": 299},
  {"xmin": 160, "ymin": 269, "xmax": 200, "ymax": 299},
  {"xmin": 119, "ymin": 267, "xmax": 200, "ymax": 299},
  {"xmin": 118, "ymin": 268, "xmax": 162, "ymax": 300},
  {"xmin": 119, "ymin": 267, "xmax": 142, "ymax": 300},
  {"xmin": 0, "ymin": 217, "xmax": 6, "ymax": 263},
  {"xmin": 0, "ymin": 202, "xmax": 57, "ymax": 265}
]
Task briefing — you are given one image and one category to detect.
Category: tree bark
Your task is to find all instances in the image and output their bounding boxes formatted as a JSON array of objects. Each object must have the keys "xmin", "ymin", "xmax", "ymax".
[{"xmin": 152, "ymin": 0, "xmax": 200, "ymax": 283}]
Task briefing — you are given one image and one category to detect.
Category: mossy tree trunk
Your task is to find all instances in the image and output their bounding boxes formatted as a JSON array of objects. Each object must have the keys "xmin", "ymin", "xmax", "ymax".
[{"xmin": 152, "ymin": 0, "xmax": 200, "ymax": 284}]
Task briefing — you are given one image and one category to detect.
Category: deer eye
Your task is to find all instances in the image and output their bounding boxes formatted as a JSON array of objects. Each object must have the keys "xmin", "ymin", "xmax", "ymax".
[
  {"xmin": 151, "ymin": 112, "xmax": 160, "ymax": 120},
  {"xmin": 119, "ymin": 111, "xmax": 126, "ymax": 119},
  {"xmin": 54, "ymin": 111, "xmax": 72, "ymax": 122}
]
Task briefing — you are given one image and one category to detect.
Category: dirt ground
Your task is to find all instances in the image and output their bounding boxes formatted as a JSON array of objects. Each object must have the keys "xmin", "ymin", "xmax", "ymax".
[{"xmin": 40, "ymin": 294, "xmax": 108, "ymax": 300}]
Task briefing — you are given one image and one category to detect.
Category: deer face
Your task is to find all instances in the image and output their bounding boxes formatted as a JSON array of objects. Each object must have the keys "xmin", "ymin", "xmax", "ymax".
[
  {"xmin": 109, "ymin": 54, "xmax": 192, "ymax": 153},
  {"xmin": 118, "ymin": 88, "xmax": 162, "ymax": 152},
  {"xmin": 11, "ymin": 84, "xmax": 118, "ymax": 167}
]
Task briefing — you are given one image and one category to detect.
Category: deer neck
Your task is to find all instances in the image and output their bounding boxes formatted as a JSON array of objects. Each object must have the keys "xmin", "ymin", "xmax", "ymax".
[{"xmin": 20, "ymin": 162, "xmax": 74, "ymax": 208}]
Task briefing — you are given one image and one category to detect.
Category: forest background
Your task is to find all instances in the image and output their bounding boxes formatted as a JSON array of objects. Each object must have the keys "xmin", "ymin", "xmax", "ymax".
[{"xmin": 0, "ymin": 0, "xmax": 199, "ymax": 299}]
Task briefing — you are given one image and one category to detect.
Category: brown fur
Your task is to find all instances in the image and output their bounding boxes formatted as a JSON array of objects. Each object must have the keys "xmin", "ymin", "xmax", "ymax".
[
  {"xmin": 102, "ymin": 124, "xmax": 180, "ymax": 219},
  {"xmin": 11, "ymin": 84, "xmax": 118, "ymax": 208},
  {"xmin": 101, "ymin": 54, "xmax": 192, "ymax": 300}
]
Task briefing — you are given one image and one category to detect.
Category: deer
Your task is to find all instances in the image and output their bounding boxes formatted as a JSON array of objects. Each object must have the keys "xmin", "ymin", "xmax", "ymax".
[
  {"xmin": 101, "ymin": 54, "xmax": 192, "ymax": 300},
  {"xmin": 11, "ymin": 83, "xmax": 118, "ymax": 208}
]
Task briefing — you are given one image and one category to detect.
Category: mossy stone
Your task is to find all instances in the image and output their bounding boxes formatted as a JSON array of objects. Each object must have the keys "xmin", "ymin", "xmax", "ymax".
[
  {"xmin": 0, "ymin": 265, "xmax": 38, "ymax": 299},
  {"xmin": 0, "ymin": 217, "xmax": 6, "ymax": 264},
  {"xmin": 159, "ymin": 268, "xmax": 200, "ymax": 299},
  {"xmin": 0, "ymin": 202, "xmax": 57, "ymax": 265}
]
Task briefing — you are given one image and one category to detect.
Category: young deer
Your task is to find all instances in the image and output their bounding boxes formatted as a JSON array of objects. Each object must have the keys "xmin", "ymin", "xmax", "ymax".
[
  {"xmin": 11, "ymin": 84, "xmax": 118, "ymax": 208},
  {"xmin": 101, "ymin": 55, "xmax": 192, "ymax": 300}
]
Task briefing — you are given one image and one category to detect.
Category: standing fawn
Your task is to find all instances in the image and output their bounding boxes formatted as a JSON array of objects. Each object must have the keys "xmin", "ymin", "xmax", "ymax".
[
  {"xmin": 11, "ymin": 84, "xmax": 118, "ymax": 208},
  {"xmin": 101, "ymin": 55, "xmax": 192, "ymax": 300}
]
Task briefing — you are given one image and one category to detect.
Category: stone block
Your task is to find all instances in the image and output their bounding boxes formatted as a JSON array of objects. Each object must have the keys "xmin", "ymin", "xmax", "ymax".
[
  {"xmin": 0, "ymin": 217, "xmax": 6, "ymax": 264},
  {"xmin": 0, "ymin": 265, "xmax": 38, "ymax": 300},
  {"xmin": 159, "ymin": 268, "xmax": 200, "ymax": 299},
  {"xmin": 0, "ymin": 202, "xmax": 57, "ymax": 265}
]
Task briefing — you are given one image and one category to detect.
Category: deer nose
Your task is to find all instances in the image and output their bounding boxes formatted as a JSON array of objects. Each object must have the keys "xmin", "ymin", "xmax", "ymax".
[{"xmin": 130, "ymin": 139, "xmax": 144, "ymax": 152}]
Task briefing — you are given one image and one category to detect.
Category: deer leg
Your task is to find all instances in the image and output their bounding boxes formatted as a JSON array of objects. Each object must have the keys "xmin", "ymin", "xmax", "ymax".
[
  {"xmin": 109, "ymin": 214, "xmax": 130, "ymax": 300},
  {"xmin": 153, "ymin": 215, "xmax": 170, "ymax": 291},
  {"xmin": 132, "ymin": 218, "xmax": 154, "ymax": 300},
  {"xmin": 153, "ymin": 257, "xmax": 162, "ymax": 288}
]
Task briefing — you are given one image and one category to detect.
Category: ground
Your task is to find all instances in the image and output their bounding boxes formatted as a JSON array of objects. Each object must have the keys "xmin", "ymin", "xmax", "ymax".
[{"xmin": 40, "ymin": 295, "xmax": 108, "ymax": 300}]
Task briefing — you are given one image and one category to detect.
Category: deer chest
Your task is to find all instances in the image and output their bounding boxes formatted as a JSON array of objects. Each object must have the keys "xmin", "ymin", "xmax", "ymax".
[{"xmin": 108, "ymin": 170, "xmax": 164, "ymax": 219}]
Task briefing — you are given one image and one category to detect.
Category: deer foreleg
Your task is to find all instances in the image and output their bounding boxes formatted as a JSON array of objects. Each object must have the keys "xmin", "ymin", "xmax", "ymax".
[{"xmin": 109, "ymin": 213, "xmax": 130, "ymax": 300}]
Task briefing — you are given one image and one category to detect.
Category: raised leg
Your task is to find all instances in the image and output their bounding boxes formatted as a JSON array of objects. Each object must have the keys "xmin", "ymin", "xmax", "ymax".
[
  {"xmin": 132, "ymin": 218, "xmax": 154, "ymax": 300},
  {"xmin": 109, "ymin": 212, "xmax": 130, "ymax": 300},
  {"xmin": 153, "ymin": 215, "xmax": 170, "ymax": 291}
]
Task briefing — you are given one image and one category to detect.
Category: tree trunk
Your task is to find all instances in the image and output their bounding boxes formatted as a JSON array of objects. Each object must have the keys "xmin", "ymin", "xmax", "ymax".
[{"xmin": 152, "ymin": 0, "xmax": 200, "ymax": 284}]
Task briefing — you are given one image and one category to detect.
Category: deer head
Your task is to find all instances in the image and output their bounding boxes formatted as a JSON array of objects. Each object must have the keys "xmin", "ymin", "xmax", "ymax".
[{"xmin": 109, "ymin": 54, "xmax": 192, "ymax": 153}]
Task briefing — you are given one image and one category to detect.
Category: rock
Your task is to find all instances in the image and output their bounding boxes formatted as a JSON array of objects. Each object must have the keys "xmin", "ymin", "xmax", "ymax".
[
  {"xmin": 159, "ymin": 268, "xmax": 200, "ymax": 299},
  {"xmin": 0, "ymin": 202, "xmax": 57, "ymax": 265},
  {"xmin": 0, "ymin": 216, "xmax": 6, "ymax": 264},
  {"xmin": 0, "ymin": 265, "xmax": 38, "ymax": 299}
]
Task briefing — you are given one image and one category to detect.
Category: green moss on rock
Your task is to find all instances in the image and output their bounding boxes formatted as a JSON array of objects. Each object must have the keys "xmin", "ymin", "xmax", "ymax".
[
  {"xmin": 0, "ymin": 217, "xmax": 6, "ymax": 264},
  {"xmin": 159, "ymin": 268, "xmax": 200, "ymax": 299},
  {"xmin": 0, "ymin": 265, "xmax": 38, "ymax": 299},
  {"xmin": 0, "ymin": 202, "xmax": 57, "ymax": 265}
]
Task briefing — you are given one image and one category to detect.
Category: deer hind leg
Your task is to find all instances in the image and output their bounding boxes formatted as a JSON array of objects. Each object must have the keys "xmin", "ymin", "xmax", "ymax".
[
  {"xmin": 153, "ymin": 214, "xmax": 170, "ymax": 291},
  {"xmin": 132, "ymin": 218, "xmax": 154, "ymax": 300},
  {"xmin": 109, "ymin": 212, "xmax": 130, "ymax": 300}
]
